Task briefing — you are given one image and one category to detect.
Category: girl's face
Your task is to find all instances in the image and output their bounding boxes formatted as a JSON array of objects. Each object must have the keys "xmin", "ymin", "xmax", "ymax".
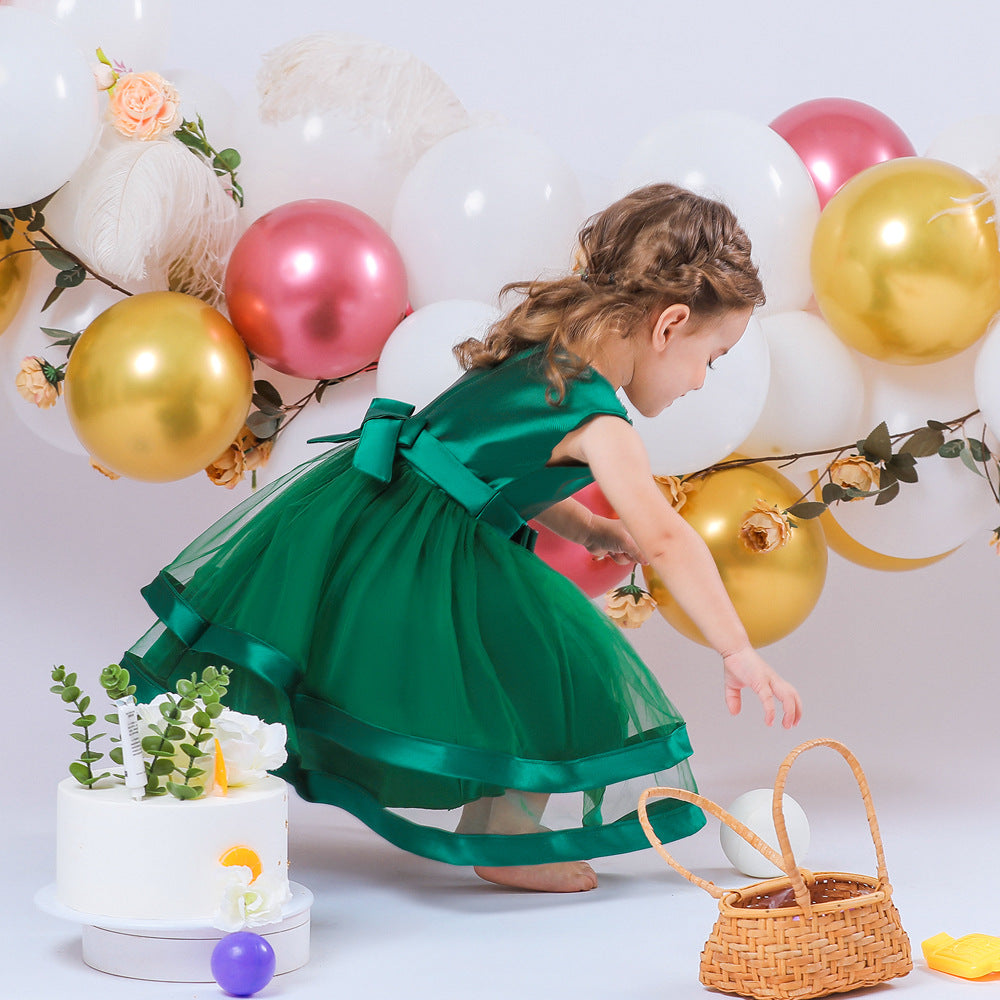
[{"xmin": 624, "ymin": 306, "xmax": 753, "ymax": 417}]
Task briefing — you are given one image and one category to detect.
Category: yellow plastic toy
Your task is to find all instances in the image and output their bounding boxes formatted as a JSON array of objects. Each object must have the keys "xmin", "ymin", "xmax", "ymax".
[{"xmin": 923, "ymin": 932, "xmax": 1000, "ymax": 979}]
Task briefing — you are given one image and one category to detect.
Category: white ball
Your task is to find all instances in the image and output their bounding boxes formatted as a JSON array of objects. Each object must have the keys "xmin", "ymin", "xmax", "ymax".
[{"xmin": 720, "ymin": 789, "xmax": 809, "ymax": 879}]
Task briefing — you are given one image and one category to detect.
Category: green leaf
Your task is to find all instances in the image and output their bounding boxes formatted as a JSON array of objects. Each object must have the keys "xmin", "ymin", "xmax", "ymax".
[
  {"xmin": 253, "ymin": 379, "xmax": 283, "ymax": 409},
  {"xmin": 927, "ymin": 419, "xmax": 949, "ymax": 431},
  {"xmin": 821, "ymin": 482, "xmax": 846, "ymax": 504},
  {"xmin": 939, "ymin": 439, "xmax": 963, "ymax": 459},
  {"xmin": 70, "ymin": 732, "xmax": 88, "ymax": 743},
  {"xmin": 206, "ymin": 702, "xmax": 224, "ymax": 719},
  {"xmin": 72, "ymin": 715, "xmax": 97, "ymax": 727},
  {"xmin": 861, "ymin": 422, "xmax": 892, "ymax": 463},
  {"xmin": 246, "ymin": 410, "xmax": 281, "ymax": 439},
  {"xmin": 213, "ymin": 148, "xmax": 241, "ymax": 172},
  {"xmin": 10, "ymin": 204, "xmax": 33, "ymax": 222},
  {"xmin": 61, "ymin": 686, "xmax": 80, "ymax": 703},
  {"xmin": 166, "ymin": 781, "xmax": 202, "ymax": 800},
  {"xmin": 173, "ymin": 128, "xmax": 207, "ymax": 152},
  {"xmin": 104, "ymin": 712, "xmax": 119, "ymax": 724},
  {"xmin": 109, "ymin": 747, "xmax": 124, "ymax": 765},
  {"xmin": 176, "ymin": 678, "xmax": 195, "ymax": 697},
  {"xmin": 26, "ymin": 213, "xmax": 45, "ymax": 232},
  {"xmin": 0, "ymin": 216, "xmax": 13, "ymax": 240},
  {"xmin": 51, "ymin": 665, "xmax": 66, "ymax": 681},
  {"xmin": 65, "ymin": 672, "xmax": 77, "ymax": 686},
  {"xmin": 192, "ymin": 711, "xmax": 212, "ymax": 729},
  {"xmin": 874, "ymin": 481, "xmax": 900, "ymax": 506},
  {"xmin": 142, "ymin": 736, "xmax": 173, "ymax": 755},
  {"xmin": 878, "ymin": 465, "xmax": 899, "ymax": 490},
  {"xmin": 55, "ymin": 265, "xmax": 86, "ymax": 288},
  {"xmin": 179, "ymin": 743, "xmax": 204, "ymax": 759},
  {"xmin": 164, "ymin": 724, "xmax": 187, "ymax": 741},
  {"xmin": 785, "ymin": 501, "xmax": 827, "ymax": 519},
  {"xmin": 960, "ymin": 446, "xmax": 985, "ymax": 477},
  {"xmin": 887, "ymin": 453, "xmax": 918, "ymax": 483},
  {"xmin": 68, "ymin": 762, "xmax": 92, "ymax": 784},
  {"xmin": 159, "ymin": 700, "xmax": 179, "ymax": 719},
  {"xmin": 79, "ymin": 751, "xmax": 104, "ymax": 763},
  {"xmin": 150, "ymin": 757, "xmax": 175, "ymax": 776},
  {"xmin": 184, "ymin": 767, "xmax": 206, "ymax": 780},
  {"xmin": 49, "ymin": 685, "xmax": 64, "ymax": 694},
  {"xmin": 41, "ymin": 284, "xmax": 65, "ymax": 311},
  {"xmin": 32, "ymin": 240, "xmax": 77, "ymax": 271},
  {"xmin": 78, "ymin": 695, "xmax": 90, "ymax": 712},
  {"xmin": 899, "ymin": 427, "xmax": 945, "ymax": 457},
  {"xmin": 969, "ymin": 438, "xmax": 991, "ymax": 462}
]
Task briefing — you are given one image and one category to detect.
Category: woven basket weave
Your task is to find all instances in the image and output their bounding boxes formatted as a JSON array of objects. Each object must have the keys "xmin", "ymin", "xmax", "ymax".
[{"xmin": 637, "ymin": 738, "xmax": 912, "ymax": 999}]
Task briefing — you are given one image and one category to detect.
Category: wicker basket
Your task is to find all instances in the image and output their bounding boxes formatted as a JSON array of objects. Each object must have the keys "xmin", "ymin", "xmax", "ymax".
[{"xmin": 637, "ymin": 738, "xmax": 912, "ymax": 999}]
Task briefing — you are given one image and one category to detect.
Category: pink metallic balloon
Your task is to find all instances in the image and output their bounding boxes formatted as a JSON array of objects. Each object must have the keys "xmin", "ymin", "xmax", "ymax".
[
  {"xmin": 225, "ymin": 199, "xmax": 408, "ymax": 379},
  {"xmin": 531, "ymin": 483, "xmax": 631, "ymax": 598},
  {"xmin": 770, "ymin": 98, "xmax": 915, "ymax": 208}
]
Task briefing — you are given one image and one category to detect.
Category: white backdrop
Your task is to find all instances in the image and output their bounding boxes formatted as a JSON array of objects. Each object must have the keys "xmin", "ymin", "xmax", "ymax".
[{"xmin": 5, "ymin": 2, "xmax": 1000, "ymax": 997}]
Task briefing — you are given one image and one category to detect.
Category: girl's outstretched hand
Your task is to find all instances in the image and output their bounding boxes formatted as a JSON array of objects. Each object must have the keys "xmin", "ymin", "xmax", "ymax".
[
  {"xmin": 722, "ymin": 647, "xmax": 801, "ymax": 729},
  {"xmin": 584, "ymin": 516, "xmax": 644, "ymax": 565}
]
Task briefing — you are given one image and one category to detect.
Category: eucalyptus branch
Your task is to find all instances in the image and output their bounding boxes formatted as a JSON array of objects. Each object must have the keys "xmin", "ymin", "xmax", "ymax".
[{"xmin": 50, "ymin": 665, "xmax": 111, "ymax": 788}]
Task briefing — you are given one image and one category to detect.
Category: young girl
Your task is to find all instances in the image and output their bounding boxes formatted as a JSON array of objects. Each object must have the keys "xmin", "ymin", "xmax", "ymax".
[{"xmin": 123, "ymin": 183, "xmax": 801, "ymax": 894}]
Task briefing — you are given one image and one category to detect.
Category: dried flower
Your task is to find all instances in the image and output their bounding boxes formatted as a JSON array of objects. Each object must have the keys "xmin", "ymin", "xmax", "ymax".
[
  {"xmin": 653, "ymin": 474, "xmax": 695, "ymax": 512},
  {"xmin": 738, "ymin": 499, "xmax": 791, "ymax": 554},
  {"xmin": 15, "ymin": 356, "xmax": 61, "ymax": 409},
  {"xmin": 90, "ymin": 458, "xmax": 120, "ymax": 480},
  {"xmin": 206, "ymin": 439, "xmax": 247, "ymax": 489},
  {"xmin": 107, "ymin": 71, "xmax": 182, "ymax": 140},
  {"xmin": 990, "ymin": 528, "xmax": 1000, "ymax": 555},
  {"xmin": 605, "ymin": 571, "xmax": 658, "ymax": 629},
  {"xmin": 242, "ymin": 434, "xmax": 273, "ymax": 473},
  {"xmin": 829, "ymin": 455, "xmax": 880, "ymax": 497}
]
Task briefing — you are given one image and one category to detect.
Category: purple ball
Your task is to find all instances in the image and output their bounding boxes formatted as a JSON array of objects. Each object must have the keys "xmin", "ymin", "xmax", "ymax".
[{"xmin": 210, "ymin": 932, "xmax": 276, "ymax": 997}]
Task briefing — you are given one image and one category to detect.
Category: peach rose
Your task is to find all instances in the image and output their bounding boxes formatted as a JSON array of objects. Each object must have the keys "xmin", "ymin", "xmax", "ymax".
[
  {"xmin": 15, "ymin": 356, "xmax": 60, "ymax": 409},
  {"xmin": 990, "ymin": 528, "xmax": 1000, "ymax": 556},
  {"xmin": 737, "ymin": 499, "xmax": 791, "ymax": 554},
  {"xmin": 605, "ymin": 586, "xmax": 657, "ymax": 629},
  {"xmin": 829, "ymin": 455, "xmax": 880, "ymax": 497},
  {"xmin": 243, "ymin": 434, "xmax": 273, "ymax": 473},
  {"xmin": 107, "ymin": 72, "xmax": 182, "ymax": 140},
  {"xmin": 206, "ymin": 440, "xmax": 247, "ymax": 489},
  {"xmin": 653, "ymin": 474, "xmax": 695, "ymax": 512}
]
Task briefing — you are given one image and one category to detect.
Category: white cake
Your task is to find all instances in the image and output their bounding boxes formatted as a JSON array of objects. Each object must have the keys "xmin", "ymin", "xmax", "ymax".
[{"xmin": 56, "ymin": 774, "xmax": 290, "ymax": 923}]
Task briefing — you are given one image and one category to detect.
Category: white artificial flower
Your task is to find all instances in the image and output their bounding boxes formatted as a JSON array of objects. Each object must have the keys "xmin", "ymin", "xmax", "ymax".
[
  {"xmin": 213, "ymin": 865, "xmax": 291, "ymax": 932},
  {"xmin": 214, "ymin": 708, "xmax": 288, "ymax": 786}
]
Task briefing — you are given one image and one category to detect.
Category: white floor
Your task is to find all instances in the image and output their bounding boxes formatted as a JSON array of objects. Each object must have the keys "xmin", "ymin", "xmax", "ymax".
[{"xmin": 12, "ymin": 768, "xmax": 997, "ymax": 1000}]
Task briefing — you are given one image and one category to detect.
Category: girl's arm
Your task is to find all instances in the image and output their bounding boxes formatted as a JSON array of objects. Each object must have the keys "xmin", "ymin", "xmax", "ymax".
[
  {"xmin": 574, "ymin": 416, "xmax": 801, "ymax": 728},
  {"xmin": 532, "ymin": 498, "xmax": 641, "ymax": 564}
]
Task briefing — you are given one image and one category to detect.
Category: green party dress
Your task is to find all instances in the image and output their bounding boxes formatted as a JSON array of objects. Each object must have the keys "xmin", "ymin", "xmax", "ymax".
[{"xmin": 123, "ymin": 346, "xmax": 704, "ymax": 866}]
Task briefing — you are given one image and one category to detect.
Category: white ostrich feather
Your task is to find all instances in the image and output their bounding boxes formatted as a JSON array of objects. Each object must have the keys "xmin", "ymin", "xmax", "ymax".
[
  {"xmin": 74, "ymin": 138, "xmax": 240, "ymax": 306},
  {"xmin": 256, "ymin": 32, "xmax": 473, "ymax": 169}
]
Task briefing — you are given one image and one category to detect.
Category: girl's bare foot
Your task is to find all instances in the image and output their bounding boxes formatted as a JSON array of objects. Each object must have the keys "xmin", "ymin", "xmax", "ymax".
[{"xmin": 473, "ymin": 861, "xmax": 598, "ymax": 892}]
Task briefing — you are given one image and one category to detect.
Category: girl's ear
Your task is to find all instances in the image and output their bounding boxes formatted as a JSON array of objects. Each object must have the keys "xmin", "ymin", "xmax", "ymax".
[{"xmin": 651, "ymin": 304, "xmax": 691, "ymax": 352}]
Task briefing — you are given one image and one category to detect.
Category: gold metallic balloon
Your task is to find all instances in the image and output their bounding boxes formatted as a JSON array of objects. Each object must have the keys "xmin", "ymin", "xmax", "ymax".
[
  {"xmin": 64, "ymin": 291, "xmax": 253, "ymax": 482},
  {"xmin": 812, "ymin": 157, "xmax": 1000, "ymax": 365},
  {"xmin": 807, "ymin": 470, "xmax": 955, "ymax": 571},
  {"xmin": 0, "ymin": 222, "xmax": 34, "ymax": 337},
  {"xmin": 643, "ymin": 462, "xmax": 827, "ymax": 648}
]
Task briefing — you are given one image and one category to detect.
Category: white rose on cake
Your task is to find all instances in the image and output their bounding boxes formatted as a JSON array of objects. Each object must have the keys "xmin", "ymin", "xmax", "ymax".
[
  {"xmin": 214, "ymin": 865, "xmax": 292, "ymax": 932},
  {"xmin": 215, "ymin": 709, "xmax": 288, "ymax": 786}
]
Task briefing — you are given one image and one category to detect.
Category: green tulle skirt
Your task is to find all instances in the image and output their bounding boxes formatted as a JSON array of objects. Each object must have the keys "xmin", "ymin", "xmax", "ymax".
[{"xmin": 124, "ymin": 445, "xmax": 703, "ymax": 866}]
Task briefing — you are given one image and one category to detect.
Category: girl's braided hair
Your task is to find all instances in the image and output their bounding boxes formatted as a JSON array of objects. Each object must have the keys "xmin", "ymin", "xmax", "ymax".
[{"xmin": 454, "ymin": 183, "xmax": 765, "ymax": 402}]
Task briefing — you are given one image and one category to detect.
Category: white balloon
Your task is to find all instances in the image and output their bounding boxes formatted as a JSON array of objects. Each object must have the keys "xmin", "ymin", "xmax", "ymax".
[
  {"xmin": 721, "ymin": 790, "xmax": 810, "ymax": 879},
  {"xmin": 9, "ymin": 0, "xmax": 172, "ymax": 71},
  {"xmin": 615, "ymin": 111, "xmax": 819, "ymax": 316},
  {"xmin": 974, "ymin": 319, "xmax": 1000, "ymax": 439},
  {"xmin": 231, "ymin": 99, "xmax": 406, "ymax": 230},
  {"xmin": 830, "ymin": 349, "xmax": 996, "ymax": 558},
  {"xmin": 740, "ymin": 311, "xmax": 865, "ymax": 456},
  {"xmin": 391, "ymin": 125, "xmax": 585, "ymax": 308},
  {"xmin": 0, "ymin": 7, "xmax": 100, "ymax": 207},
  {"xmin": 164, "ymin": 68, "xmax": 237, "ymax": 149},
  {"xmin": 257, "ymin": 370, "xmax": 379, "ymax": 485},
  {"xmin": 924, "ymin": 115, "xmax": 1000, "ymax": 182},
  {"xmin": 376, "ymin": 300, "xmax": 500, "ymax": 410},
  {"xmin": 624, "ymin": 316, "xmax": 770, "ymax": 475}
]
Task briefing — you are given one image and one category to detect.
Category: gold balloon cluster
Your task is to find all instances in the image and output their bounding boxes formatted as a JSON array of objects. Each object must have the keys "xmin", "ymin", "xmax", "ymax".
[
  {"xmin": 812, "ymin": 157, "xmax": 1000, "ymax": 365},
  {"xmin": 644, "ymin": 463, "xmax": 827, "ymax": 648},
  {"xmin": 64, "ymin": 292, "xmax": 253, "ymax": 482},
  {"xmin": 0, "ymin": 222, "xmax": 33, "ymax": 337}
]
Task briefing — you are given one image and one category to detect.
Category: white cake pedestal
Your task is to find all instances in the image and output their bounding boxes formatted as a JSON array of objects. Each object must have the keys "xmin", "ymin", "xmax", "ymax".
[{"xmin": 35, "ymin": 881, "xmax": 313, "ymax": 983}]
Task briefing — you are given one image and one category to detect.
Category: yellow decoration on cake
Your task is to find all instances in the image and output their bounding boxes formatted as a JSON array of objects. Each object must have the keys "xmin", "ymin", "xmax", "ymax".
[
  {"xmin": 213, "ymin": 737, "xmax": 229, "ymax": 796},
  {"xmin": 219, "ymin": 846, "xmax": 262, "ymax": 882}
]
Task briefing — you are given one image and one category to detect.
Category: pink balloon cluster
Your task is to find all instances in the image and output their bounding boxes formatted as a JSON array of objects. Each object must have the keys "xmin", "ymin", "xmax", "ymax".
[
  {"xmin": 224, "ymin": 199, "xmax": 409, "ymax": 380},
  {"xmin": 770, "ymin": 98, "xmax": 915, "ymax": 207}
]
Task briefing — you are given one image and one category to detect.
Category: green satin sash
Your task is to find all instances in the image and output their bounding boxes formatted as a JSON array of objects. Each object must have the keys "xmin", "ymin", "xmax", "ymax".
[{"xmin": 310, "ymin": 397, "xmax": 538, "ymax": 550}]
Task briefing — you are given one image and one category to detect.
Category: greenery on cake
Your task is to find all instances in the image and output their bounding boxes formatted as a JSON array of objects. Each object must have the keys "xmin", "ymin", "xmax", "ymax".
[
  {"xmin": 51, "ymin": 662, "xmax": 285, "ymax": 801},
  {"xmin": 141, "ymin": 665, "xmax": 231, "ymax": 799}
]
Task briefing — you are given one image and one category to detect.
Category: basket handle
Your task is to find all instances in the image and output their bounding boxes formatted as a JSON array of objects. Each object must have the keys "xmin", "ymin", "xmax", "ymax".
[
  {"xmin": 771, "ymin": 738, "xmax": 891, "ymax": 904},
  {"xmin": 637, "ymin": 786, "xmax": 797, "ymax": 903}
]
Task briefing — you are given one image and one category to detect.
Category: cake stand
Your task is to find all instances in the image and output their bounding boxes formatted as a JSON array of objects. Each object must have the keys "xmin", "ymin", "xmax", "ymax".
[{"xmin": 35, "ymin": 881, "xmax": 313, "ymax": 982}]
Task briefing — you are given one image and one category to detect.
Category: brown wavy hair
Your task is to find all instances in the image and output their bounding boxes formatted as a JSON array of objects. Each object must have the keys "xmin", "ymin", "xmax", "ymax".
[{"xmin": 454, "ymin": 183, "xmax": 765, "ymax": 402}]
